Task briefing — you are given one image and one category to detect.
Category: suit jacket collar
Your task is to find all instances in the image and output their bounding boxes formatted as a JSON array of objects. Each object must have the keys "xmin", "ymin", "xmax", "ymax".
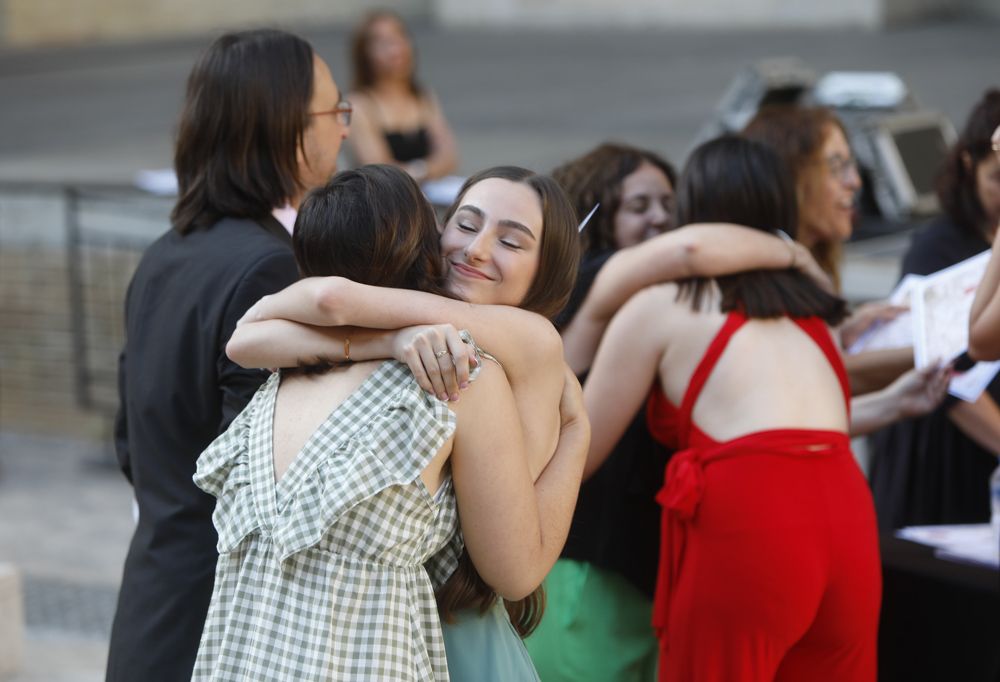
[{"xmin": 255, "ymin": 213, "xmax": 293, "ymax": 247}]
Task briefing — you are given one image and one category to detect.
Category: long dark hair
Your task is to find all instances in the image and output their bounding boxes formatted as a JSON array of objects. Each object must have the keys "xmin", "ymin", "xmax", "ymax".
[
  {"xmin": 675, "ymin": 135, "xmax": 846, "ymax": 325},
  {"xmin": 288, "ymin": 165, "xmax": 450, "ymax": 373},
  {"xmin": 552, "ymin": 142, "xmax": 676, "ymax": 255},
  {"xmin": 442, "ymin": 166, "xmax": 581, "ymax": 321},
  {"xmin": 937, "ymin": 88, "xmax": 1000, "ymax": 238},
  {"xmin": 171, "ymin": 29, "xmax": 314, "ymax": 235},
  {"xmin": 350, "ymin": 10, "xmax": 422, "ymax": 95},
  {"xmin": 436, "ymin": 167, "xmax": 579, "ymax": 637}
]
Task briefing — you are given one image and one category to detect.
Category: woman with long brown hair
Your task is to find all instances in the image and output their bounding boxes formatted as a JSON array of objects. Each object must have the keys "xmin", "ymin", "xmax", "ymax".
[{"xmin": 347, "ymin": 10, "xmax": 458, "ymax": 182}]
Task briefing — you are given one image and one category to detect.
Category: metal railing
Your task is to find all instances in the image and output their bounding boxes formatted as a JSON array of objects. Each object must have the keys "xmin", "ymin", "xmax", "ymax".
[{"xmin": 0, "ymin": 181, "xmax": 170, "ymax": 418}]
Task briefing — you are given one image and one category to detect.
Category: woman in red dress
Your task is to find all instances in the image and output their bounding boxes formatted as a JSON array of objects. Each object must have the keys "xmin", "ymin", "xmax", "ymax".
[{"xmin": 583, "ymin": 135, "xmax": 881, "ymax": 681}]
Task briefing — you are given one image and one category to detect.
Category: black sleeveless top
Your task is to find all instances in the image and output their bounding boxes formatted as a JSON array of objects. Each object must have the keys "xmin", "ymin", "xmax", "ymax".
[{"xmin": 384, "ymin": 128, "xmax": 431, "ymax": 164}]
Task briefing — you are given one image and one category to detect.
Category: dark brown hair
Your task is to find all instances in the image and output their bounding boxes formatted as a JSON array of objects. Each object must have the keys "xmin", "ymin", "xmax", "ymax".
[
  {"xmin": 350, "ymin": 10, "xmax": 422, "ymax": 95},
  {"xmin": 937, "ymin": 88, "xmax": 1000, "ymax": 239},
  {"xmin": 675, "ymin": 135, "xmax": 846, "ymax": 326},
  {"xmin": 743, "ymin": 105, "xmax": 848, "ymax": 291},
  {"xmin": 436, "ymin": 167, "xmax": 579, "ymax": 637},
  {"xmin": 552, "ymin": 142, "xmax": 676, "ymax": 255},
  {"xmin": 442, "ymin": 166, "xmax": 581, "ymax": 321},
  {"xmin": 288, "ymin": 165, "xmax": 450, "ymax": 373},
  {"xmin": 171, "ymin": 29, "xmax": 315, "ymax": 235}
]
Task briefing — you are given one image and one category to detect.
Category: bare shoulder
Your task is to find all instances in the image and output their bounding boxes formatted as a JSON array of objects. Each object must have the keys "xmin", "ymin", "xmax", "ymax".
[
  {"xmin": 620, "ymin": 282, "xmax": 685, "ymax": 317},
  {"xmin": 475, "ymin": 305, "xmax": 563, "ymax": 358},
  {"xmin": 447, "ymin": 359, "xmax": 513, "ymax": 421}
]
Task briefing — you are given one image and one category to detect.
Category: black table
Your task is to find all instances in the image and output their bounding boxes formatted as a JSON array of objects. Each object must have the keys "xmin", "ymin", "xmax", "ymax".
[{"xmin": 879, "ymin": 534, "xmax": 1000, "ymax": 682}]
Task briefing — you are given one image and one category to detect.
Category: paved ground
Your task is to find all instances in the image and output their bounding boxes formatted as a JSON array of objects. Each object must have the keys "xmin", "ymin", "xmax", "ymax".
[
  {"xmin": 0, "ymin": 433, "xmax": 130, "ymax": 680},
  {"xmin": 0, "ymin": 14, "xmax": 997, "ymax": 681}
]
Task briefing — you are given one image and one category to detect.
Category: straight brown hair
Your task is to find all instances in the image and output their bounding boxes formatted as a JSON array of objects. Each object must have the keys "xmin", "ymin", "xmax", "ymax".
[
  {"xmin": 442, "ymin": 166, "xmax": 581, "ymax": 321},
  {"xmin": 171, "ymin": 29, "xmax": 314, "ymax": 235},
  {"xmin": 350, "ymin": 10, "xmax": 423, "ymax": 96},
  {"xmin": 436, "ymin": 166, "xmax": 580, "ymax": 637}
]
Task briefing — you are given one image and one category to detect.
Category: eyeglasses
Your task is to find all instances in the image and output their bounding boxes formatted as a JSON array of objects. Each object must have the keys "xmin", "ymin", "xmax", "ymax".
[
  {"xmin": 310, "ymin": 98, "xmax": 352, "ymax": 126},
  {"xmin": 824, "ymin": 154, "xmax": 859, "ymax": 183}
]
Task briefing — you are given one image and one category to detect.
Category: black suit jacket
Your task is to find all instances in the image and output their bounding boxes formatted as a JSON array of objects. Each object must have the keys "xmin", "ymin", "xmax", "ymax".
[{"xmin": 106, "ymin": 215, "xmax": 298, "ymax": 682}]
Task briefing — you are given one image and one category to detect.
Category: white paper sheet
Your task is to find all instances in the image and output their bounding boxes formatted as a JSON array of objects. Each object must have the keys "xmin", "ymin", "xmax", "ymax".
[
  {"xmin": 896, "ymin": 523, "xmax": 999, "ymax": 569},
  {"xmin": 948, "ymin": 359, "xmax": 1000, "ymax": 402},
  {"xmin": 911, "ymin": 250, "xmax": 991, "ymax": 368}
]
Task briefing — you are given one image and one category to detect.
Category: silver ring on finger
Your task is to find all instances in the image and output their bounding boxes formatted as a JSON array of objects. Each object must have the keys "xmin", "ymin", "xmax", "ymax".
[{"xmin": 434, "ymin": 349, "xmax": 450, "ymax": 360}]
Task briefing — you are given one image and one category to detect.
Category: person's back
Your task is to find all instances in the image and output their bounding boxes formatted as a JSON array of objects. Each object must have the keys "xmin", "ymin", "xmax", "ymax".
[
  {"xmin": 652, "ymin": 284, "xmax": 848, "ymax": 441},
  {"xmin": 582, "ymin": 136, "xmax": 879, "ymax": 682}
]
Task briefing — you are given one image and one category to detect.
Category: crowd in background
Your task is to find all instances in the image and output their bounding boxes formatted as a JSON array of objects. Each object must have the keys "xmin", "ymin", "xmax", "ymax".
[{"xmin": 106, "ymin": 11, "xmax": 999, "ymax": 682}]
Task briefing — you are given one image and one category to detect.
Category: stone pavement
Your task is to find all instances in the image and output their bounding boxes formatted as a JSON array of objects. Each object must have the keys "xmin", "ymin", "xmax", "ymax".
[{"xmin": 0, "ymin": 433, "xmax": 132, "ymax": 681}]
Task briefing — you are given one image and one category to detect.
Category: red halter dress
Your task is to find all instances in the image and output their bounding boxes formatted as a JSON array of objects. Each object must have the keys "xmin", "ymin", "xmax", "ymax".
[{"xmin": 646, "ymin": 312, "xmax": 881, "ymax": 682}]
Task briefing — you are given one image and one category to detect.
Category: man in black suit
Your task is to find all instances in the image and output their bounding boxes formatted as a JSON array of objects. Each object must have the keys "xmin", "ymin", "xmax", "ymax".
[{"xmin": 106, "ymin": 29, "xmax": 351, "ymax": 681}]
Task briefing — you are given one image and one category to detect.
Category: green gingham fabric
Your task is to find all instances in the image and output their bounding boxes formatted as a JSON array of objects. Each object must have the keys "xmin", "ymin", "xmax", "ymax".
[{"xmin": 192, "ymin": 361, "xmax": 459, "ymax": 681}]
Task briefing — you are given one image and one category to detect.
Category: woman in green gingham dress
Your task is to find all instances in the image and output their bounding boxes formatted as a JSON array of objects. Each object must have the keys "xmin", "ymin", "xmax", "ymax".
[{"xmin": 192, "ymin": 166, "xmax": 588, "ymax": 681}]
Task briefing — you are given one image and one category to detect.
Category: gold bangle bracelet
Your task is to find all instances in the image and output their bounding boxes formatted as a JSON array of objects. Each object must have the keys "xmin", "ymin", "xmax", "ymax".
[{"xmin": 344, "ymin": 336, "xmax": 351, "ymax": 362}]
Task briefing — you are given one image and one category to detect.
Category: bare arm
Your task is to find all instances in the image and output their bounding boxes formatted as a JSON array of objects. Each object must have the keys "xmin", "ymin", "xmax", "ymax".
[
  {"xmin": 451, "ymin": 362, "xmax": 588, "ymax": 600},
  {"xmin": 947, "ymin": 391, "xmax": 1000, "ymax": 456},
  {"xmin": 563, "ymin": 224, "xmax": 816, "ymax": 373},
  {"xmin": 582, "ymin": 286, "xmax": 669, "ymax": 478},
  {"xmin": 345, "ymin": 93, "xmax": 398, "ymax": 167},
  {"xmin": 236, "ymin": 277, "xmax": 563, "ymax": 476},
  {"xmin": 418, "ymin": 93, "xmax": 459, "ymax": 180},
  {"xmin": 844, "ymin": 347, "xmax": 914, "ymax": 395},
  {"xmin": 849, "ymin": 363, "xmax": 950, "ymax": 436},
  {"xmin": 228, "ymin": 320, "xmax": 395, "ymax": 370},
  {"xmin": 969, "ymin": 231, "xmax": 1000, "ymax": 360}
]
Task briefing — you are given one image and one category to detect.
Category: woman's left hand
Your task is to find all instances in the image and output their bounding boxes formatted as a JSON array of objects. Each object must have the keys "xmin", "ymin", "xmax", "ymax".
[{"xmin": 392, "ymin": 324, "xmax": 477, "ymax": 401}]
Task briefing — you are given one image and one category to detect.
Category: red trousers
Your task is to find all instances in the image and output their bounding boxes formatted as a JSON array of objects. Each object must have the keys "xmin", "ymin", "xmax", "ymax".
[{"xmin": 655, "ymin": 432, "xmax": 881, "ymax": 682}]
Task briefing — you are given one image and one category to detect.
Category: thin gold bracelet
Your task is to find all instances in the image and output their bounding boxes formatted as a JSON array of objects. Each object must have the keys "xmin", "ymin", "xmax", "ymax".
[{"xmin": 344, "ymin": 336, "xmax": 351, "ymax": 362}]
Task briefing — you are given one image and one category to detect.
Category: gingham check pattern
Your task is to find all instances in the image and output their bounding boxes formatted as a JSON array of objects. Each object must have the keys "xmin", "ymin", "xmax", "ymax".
[{"xmin": 192, "ymin": 361, "xmax": 459, "ymax": 681}]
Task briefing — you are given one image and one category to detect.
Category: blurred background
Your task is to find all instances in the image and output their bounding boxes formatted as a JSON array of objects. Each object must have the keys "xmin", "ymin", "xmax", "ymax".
[{"xmin": 0, "ymin": 0, "xmax": 997, "ymax": 679}]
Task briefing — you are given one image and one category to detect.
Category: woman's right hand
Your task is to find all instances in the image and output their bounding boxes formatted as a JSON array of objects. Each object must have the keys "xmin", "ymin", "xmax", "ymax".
[{"xmin": 392, "ymin": 324, "xmax": 478, "ymax": 401}]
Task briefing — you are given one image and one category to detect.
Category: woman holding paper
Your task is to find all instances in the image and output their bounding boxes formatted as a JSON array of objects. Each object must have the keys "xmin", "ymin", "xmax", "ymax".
[{"xmin": 872, "ymin": 88, "xmax": 1000, "ymax": 529}]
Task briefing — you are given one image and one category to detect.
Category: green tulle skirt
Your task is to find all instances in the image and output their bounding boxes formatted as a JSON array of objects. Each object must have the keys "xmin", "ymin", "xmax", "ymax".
[{"xmin": 525, "ymin": 559, "xmax": 658, "ymax": 682}]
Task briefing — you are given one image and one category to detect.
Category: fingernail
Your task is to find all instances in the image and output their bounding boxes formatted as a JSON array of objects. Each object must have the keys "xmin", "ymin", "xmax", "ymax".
[
  {"xmin": 438, "ymin": 393, "xmax": 447, "ymax": 401},
  {"xmin": 450, "ymin": 393, "xmax": 460, "ymax": 401},
  {"xmin": 460, "ymin": 382, "xmax": 469, "ymax": 389}
]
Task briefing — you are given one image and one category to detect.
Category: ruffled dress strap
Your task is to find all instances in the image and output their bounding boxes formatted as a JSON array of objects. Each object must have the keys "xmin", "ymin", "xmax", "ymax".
[
  {"xmin": 261, "ymin": 361, "xmax": 457, "ymax": 561},
  {"xmin": 193, "ymin": 372, "xmax": 277, "ymax": 554}
]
